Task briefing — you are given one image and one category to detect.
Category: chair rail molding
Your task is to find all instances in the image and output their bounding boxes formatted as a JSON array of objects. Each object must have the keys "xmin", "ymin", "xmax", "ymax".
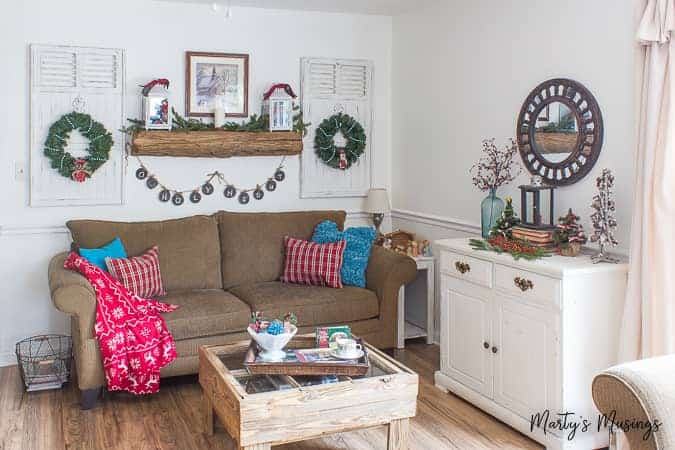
[
  {"xmin": 391, "ymin": 209, "xmax": 481, "ymax": 235},
  {"xmin": 0, "ymin": 225, "xmax": 69, "ymax": 236},
  {"xmin": 0, "ymin": 211, "xmax": 378, "ymax": 237}
]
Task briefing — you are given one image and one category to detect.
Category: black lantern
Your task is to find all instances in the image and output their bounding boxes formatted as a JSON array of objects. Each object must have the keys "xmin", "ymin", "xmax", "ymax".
[{"xmin": 519, "ymin": 184, "xmax": 556, "ymax": 229}]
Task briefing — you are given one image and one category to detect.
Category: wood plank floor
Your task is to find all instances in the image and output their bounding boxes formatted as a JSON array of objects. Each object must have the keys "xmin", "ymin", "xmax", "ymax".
[{"xmin": 0, "ymin": 341, "xmax": 542, "ymax": 450}]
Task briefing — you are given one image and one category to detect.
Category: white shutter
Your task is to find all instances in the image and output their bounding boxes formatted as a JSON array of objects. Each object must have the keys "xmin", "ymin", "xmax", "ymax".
[
  {"xmin": 35, "ymin": 50, "xmax": 77, "ymax": 88},
  {"xmin": 337, "ymin": 64, "xmax": 368, "ymax": 98},
  {"xmin": 300, "ymin": 58, "xmax": 373, "ymax": 198},
  {"xmin": 30, "ymin": 44, "xmax": 125, "ymax": 207}
]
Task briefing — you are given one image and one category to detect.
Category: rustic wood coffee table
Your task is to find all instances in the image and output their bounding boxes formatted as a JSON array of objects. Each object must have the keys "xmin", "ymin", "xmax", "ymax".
[{"xmin": 198, "ymin": 336, "xmax": 418, "ymax": 450}]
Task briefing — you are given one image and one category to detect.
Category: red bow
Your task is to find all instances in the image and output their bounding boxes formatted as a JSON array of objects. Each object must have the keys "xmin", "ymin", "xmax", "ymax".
[
  {"xmin": 263, "ymin": 83, "xmax": 297, "ymax": 100},
  {"xmin": 141, "ymin": 78, "xmax": 170, "ymax": 96}
]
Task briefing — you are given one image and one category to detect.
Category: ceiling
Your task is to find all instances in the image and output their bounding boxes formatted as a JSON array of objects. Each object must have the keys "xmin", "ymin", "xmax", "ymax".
[{"xmin": 159, "ymin": 0, "xmax": 438, "ymax": 16}]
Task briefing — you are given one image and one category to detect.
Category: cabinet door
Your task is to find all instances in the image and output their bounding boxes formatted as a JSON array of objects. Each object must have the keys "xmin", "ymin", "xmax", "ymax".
[
  {"xmin": 492, "ymin": 294, "xmax": 560, "ymax": 420},
  {"xmin": 441, "ymin": 282, "xmax": 493, "ymax": 398}
]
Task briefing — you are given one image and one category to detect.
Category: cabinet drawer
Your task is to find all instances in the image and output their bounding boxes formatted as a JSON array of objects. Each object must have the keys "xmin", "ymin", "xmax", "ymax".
[
  {"xmin": 495, "ymin": 264, "xmax": 560, "ymax": 307},
  {"xmin": 440, "ymin": 250, "xmax": 492, "ymax": 288}
]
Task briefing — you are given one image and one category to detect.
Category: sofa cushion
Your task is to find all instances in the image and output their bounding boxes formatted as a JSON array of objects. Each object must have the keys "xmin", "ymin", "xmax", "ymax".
[
  {"xmin": 67, "ymin": 215, "xmax": 222, "ymax": 292},
  {"xmin": 229, "ymin": 281, "xmax": 379, "ymax": 327},
  {"xmin": 160, "ymin": 290, "xmax": 251, "ymax": 341},
  {"xmin": 79, "ymin": 237, "xmax": 127, "ymax": 271},
  {"xmin": 281, "ymin": 237, "xmax": 346, "ymax": 288},
  {"xmin": 216, "ymin": 210, "xmax": 346, "ymax": 289},
  {"xmin": 312, "ymin": 221, "xmax": 376, "ymax": 288}
]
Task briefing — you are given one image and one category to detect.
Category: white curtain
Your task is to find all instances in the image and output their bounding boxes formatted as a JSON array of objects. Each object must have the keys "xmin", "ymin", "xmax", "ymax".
[{"xmin": 619, "ymin": 0, "xmax": 675, "ymax": 362}]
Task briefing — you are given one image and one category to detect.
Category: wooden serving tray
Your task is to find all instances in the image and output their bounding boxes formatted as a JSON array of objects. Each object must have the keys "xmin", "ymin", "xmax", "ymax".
[{"xmin": 243, "ymin": 335, "xmax": 370, "ymax": 377}]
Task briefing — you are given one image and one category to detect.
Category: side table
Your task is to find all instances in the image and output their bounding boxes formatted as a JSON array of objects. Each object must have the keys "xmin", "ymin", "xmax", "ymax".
[{"xmin": 397, "ymin": 256, "xmax": 435, "ymax": 349}]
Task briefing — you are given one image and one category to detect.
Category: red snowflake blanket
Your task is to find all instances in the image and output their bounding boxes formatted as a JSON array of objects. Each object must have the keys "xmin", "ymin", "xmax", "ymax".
[{"xmin": 64, "ymin": 252, "xmax": 178, "ymax": 395}]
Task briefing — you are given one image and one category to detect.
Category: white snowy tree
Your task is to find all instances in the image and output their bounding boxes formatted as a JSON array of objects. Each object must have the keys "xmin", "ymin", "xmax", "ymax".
[{"xmin": 590, "ymin": 169, "xmax": 619, "ymax": 263}]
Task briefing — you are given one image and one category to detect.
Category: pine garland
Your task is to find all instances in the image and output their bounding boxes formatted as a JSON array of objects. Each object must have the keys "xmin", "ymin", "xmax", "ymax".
[
  {"xmin": 469, "ymin": 236, "xmax": 551, "ymax": 261},
  {"xmin": 122, "ymin": 107, "xmax": 310, "ymax": 136},
  {"xmin": 43, "ymin": 112, "xmax": 114, "ymax": 182},
  {"xmin": 314, "ymin": 113, "xmax": 366, "ymax": 170}
]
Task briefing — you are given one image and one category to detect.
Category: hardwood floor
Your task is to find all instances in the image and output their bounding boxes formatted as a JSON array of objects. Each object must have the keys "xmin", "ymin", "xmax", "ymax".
[{"xmin": 0, "ymin": 341, "xmax": 542, "ymax": 450}]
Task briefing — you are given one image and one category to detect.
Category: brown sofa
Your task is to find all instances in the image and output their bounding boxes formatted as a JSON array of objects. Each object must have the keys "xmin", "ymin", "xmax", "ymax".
[{"xmin": 48, "ymin": 210, "xmax": 416, "ymax": 408}]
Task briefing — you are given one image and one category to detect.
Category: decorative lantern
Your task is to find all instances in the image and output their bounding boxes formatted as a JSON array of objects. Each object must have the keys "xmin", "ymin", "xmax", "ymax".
[
  {"xmin": 141, "ymin": 78, "xmax": 172, "ymax": 130},
  {"xmin": 518, "ymin": 183, "xmax": 556, "ymax": 229},
  {"xmin": 261, "ymin": 83, "xmax": 296, "ymax": 131}
]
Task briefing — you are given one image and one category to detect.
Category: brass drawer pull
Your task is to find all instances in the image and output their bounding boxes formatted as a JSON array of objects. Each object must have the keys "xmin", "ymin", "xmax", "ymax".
[
  {"xmin": 454, "ymin": 261, "xmax": 471, "ymax": 274},
  {"xmin": 514, "ymin": 276, "xmax": 534, "ymax": 291}
]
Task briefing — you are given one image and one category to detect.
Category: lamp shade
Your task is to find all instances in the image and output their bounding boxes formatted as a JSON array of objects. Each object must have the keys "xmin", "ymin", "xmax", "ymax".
[{"xmin": 364, "ymin": 188, "xmax": 390, "ymax": 214}]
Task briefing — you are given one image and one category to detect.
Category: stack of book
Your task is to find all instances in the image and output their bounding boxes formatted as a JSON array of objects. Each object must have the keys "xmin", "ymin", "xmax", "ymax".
[{"xmin": 511, "ymin": 226, "xmax": 555, "ymax": 248}]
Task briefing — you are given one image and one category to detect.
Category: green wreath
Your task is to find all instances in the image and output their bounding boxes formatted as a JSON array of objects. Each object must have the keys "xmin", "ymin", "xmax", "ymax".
[
  {"xmin": 43, "ymin": 112, "xmax": 114, "ymax": 182},
  {"xmin": 314, "ymin": 113, "xmax": 366, "ymax": 170}
]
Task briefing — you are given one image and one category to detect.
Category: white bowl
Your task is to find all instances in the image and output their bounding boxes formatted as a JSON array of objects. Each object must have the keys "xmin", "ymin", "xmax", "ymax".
[{"xmin": 247, "ymin": 324, "xmax": 297, "ymax": 361}]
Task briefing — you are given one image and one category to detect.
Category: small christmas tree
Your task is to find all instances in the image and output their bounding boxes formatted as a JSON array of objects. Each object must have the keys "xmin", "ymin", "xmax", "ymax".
[
  {"xmin": 489, "ymin": 197, "xmax": 520, "ymax": 238},
  {"xmin": 554, "ymin": 208, "xmax": 587, "ymax": 256},
  {"xmin": 590, "ymin": 169, "xmax": 619, "ymax": 263}
]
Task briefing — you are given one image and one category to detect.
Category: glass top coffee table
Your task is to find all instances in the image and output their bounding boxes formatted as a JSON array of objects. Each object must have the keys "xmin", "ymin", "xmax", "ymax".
[{"xmin": 198, "ymin": 335, "xmax": 418, "ymax": 450}]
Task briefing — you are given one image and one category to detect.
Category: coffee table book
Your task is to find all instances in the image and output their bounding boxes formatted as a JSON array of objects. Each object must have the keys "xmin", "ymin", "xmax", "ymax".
[
  {"xmin": 199, "ymin": 335, "xmax": 418, "ymax": 450},
  {"xmin": 243, "ymin": 335, "xmax": 370, "ymax": 376}
]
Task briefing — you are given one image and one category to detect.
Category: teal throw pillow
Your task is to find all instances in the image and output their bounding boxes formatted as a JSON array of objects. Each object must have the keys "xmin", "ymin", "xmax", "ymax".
[
  {"xmin": 79, "ymin": 237, "xmax": 127, "ymax": 272},
  {"xmin": 312, "ymin": 220, "xmax": 376, "ymax": 288}
]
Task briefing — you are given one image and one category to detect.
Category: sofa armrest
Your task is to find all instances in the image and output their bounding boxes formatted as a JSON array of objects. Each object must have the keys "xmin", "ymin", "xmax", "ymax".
[
  {"xmin": 365, "ymin": 246, "xmax": 417, "ymax": 347},
  {"xmin": 48, "ymin": 252, "xmax": 96, "ymax": 340},
  {"xmin": 592, "ymin": 355, "xmax": 675, "ymax": 449}
]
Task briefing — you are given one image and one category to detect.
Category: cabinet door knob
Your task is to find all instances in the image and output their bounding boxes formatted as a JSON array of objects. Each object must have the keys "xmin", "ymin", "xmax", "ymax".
[
  {"xmin": 514, "ymin": 276, "xmax": 534, "ymax": 291},
  {"xmin": 492, "ymin": 346, "xmax": 498, "ymax": 354},
  {"xmin": 483, "ymin": 342, "xmax": 490, "ymax": 349},
  {"xmin": 454, "ymin": 261, "xmax": 471, "ymax": 274}
]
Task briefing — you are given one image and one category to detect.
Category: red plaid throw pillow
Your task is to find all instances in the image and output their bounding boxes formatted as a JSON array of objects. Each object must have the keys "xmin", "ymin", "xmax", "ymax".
[
  {"xmin": 105, "ymin": 246, "xmax": 165, "ymax": 298},
  {"xmin": 281, "ymin": 237, "xmax": 346, "ymax": 288}
]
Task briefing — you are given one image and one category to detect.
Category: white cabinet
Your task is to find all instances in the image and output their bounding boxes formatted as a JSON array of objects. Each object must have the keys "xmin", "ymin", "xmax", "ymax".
[
  {"xmin": 492, "ymin": 294, "xmax": 559, "ymax": 421},
  {"xmin": 442, "ymin": 285, "xmax": 493, "ymax": 397},
  {"xmin": 434, "ymin": 238, "xmax": 627, "ymax": 450}
]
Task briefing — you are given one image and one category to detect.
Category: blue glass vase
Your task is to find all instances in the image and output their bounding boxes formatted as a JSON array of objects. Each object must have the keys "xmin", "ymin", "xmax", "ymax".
[{"xmin": 481, "ymin": 188, "xmax": 504, "ymax": 238}]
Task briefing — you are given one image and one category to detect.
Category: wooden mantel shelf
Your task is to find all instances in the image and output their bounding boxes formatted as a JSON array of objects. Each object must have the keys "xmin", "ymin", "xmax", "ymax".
[{"xmin": 131, "ymin": 130, "xmax": 303, "ymax": 158}]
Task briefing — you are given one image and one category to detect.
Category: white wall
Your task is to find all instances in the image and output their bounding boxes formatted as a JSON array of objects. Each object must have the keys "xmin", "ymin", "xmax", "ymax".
[
  {"xmin": 0, "ymin": 0, "xmax": 392, "ymax": 364},
  {"xmin": 391, "ymin": 0, "xmax": 636, "ymax": 253}
]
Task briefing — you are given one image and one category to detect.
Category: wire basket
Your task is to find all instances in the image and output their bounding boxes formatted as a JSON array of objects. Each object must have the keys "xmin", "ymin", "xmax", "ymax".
[{"xmin": 15, "ymin": 334, "xmax": 72, "ymax": 392}]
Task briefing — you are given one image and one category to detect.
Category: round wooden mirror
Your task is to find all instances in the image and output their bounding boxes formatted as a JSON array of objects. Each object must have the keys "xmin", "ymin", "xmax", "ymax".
[{"xmin": 516, "ymin": 78, "xmax": 603, "ymax": 186}]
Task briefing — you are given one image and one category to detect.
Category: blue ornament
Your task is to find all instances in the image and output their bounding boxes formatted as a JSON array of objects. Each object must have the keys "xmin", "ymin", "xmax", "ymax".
[
  {"xmin": 267, "ymin": 320, "xmax": 284, "ymax": 335},
  {"xmin": 158, "ymin": 189, "xmax": 171, "ymax": 202},
  {"xmin": 201, "ymin": 182, "xmax": 214, "ymax": 195},
  {"xmin": 224, "ymin": 185, "xmax": 236, "ymax": 198},
  {"xmin": 172, "ymin": 192, "xmax": 184, "ymax": 206},
  {"xmin": 265, "ymin": 179, "xmax": 277, "ymax": 191},
  {"xmin": 189, "ymin": 190, "xmax": 202, "ymax": 203}
]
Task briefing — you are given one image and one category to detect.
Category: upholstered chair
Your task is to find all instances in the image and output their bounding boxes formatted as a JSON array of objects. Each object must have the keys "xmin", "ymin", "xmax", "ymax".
[{"xmin": 592, "ymin": 355, "xmax": 675, "ymax": 450}]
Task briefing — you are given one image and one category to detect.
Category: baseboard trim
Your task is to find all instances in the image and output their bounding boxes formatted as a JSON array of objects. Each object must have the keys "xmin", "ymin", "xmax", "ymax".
[
  {"xmin": 391, "ymin": 209, "xmax": 481, "ymax": 235},
  {"xmin": 0, "ymin": 352, "xmax": 17, "ymax": 367}
]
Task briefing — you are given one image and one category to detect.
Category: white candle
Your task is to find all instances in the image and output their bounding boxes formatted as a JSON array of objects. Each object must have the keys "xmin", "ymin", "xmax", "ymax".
[{"xmin": 214, "ymin": 107, "xmax": 226, "ymax": 128}]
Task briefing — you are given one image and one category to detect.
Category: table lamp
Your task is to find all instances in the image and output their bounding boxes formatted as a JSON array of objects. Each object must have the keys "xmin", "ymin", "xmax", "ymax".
[{"xmin": 364, "ymin": 188, "xmax": 390, "ymax": 235}]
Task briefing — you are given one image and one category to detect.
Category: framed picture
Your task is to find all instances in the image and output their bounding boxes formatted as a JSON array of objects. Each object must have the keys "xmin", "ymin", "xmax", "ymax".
[{"xmin": 185, "ymin": 51, "xmax": 249, "ymax": 117}]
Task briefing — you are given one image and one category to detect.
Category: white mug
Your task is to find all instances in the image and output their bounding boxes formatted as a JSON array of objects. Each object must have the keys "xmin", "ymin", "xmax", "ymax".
[{"xmin": 336, "ymin": 338, "xmax": 362, "ymax": 356}]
